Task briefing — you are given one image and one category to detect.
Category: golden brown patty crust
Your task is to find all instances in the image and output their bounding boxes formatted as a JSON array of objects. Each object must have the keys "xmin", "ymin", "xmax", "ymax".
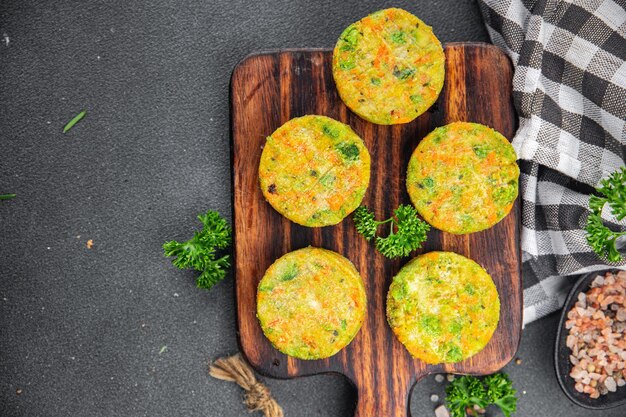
[
  {"xmin": 259, "ymin": 115, "xmax": 371, "ymax": 227},
  {"xmin": 257, "ymin": 247, "xmax": 367, "ymax": 360},
  {"xmin": 332, "ymin": 8, "xmax": 445, "ymax": 124},
  {"xmin": 387, "ymin": 251, "xmax": 500, "ymax": 364},
  {"xmin": 407, "ymin": 122, "xmax": 519, "ymax": 234}
]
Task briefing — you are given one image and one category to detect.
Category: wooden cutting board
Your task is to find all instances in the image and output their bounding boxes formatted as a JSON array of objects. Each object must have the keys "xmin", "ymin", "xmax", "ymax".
[{"xmin": 231, "ymin": 43, "xmax": 521, "ymax": 417}]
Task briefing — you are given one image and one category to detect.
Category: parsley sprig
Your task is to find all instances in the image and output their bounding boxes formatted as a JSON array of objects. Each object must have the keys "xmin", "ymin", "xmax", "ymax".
[
  {"xmin": 352, "ymin": 204, "xmax": 430, "ymax": 259},
  {"xmin": 445, "ymin": 374, "xmax": 518, "ymax": 417},
  {"xmin": 163, "ymin": 210, "xmax": 232, "ymax": 290},
  {"xmin": 586, "ymin": 167, "xmax": 626, "ymax": 262}
]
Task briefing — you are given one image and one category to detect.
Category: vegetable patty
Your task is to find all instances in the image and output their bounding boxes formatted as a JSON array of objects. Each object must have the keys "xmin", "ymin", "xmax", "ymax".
[
  {"xmin": 259, "ymin": 115, "xmax": 371, "ymax": 227},
  {"xmin": 257, "ymin": 247, "xmax": 367, "ymax": 360},
  {"xmin": 332, "ymin": 8, "xmax": 445, "ymax": 125},
  {"xmin": 387, "ymin": 251, "xmax": 500, "ymax": 364},
  {"xmin": 407, "ymin": 122, "xmax": 519, "ymax": 234}
]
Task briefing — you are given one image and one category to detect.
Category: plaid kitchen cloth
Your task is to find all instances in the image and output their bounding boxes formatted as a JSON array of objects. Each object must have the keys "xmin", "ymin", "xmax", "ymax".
[{"xmin": 476, "ymin": 0, "xmax": 626, "ymax": 323}]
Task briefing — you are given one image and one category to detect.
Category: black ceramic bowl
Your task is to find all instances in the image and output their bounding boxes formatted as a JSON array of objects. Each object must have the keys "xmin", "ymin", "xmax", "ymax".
[{"xmin": 555, "ymin": 270, "xmax": 626, "ymax": 409}]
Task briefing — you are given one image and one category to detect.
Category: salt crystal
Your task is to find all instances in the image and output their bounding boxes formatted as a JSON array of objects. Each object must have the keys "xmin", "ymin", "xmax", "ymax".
[
  {"xmin": 566, "ymin": 335, "xmax": 576, "ymax": 349},
  {"xmin": 434, "ymin": 405, "xmax": 449, "ymax": 417},
  {"xmin": 605, "ymin": 377, "xmax": 617, "ymax": 392}
]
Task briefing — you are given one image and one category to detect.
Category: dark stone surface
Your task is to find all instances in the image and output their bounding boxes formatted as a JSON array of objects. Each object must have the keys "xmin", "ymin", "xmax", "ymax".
[{"xmin": 0, "ymin": 1, "xmax": 623, "ymax": 416}]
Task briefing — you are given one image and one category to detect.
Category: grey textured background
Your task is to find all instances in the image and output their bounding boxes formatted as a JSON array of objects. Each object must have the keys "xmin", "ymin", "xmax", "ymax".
[{"xmin": 0, "ymin": 1, "xmax": 624, "ymax": 416}]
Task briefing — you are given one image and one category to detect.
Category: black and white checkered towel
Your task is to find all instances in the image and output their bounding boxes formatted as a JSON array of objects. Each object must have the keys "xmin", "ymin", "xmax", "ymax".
[{"xmin": 477, "ymin": 0, "xmax": 626, "ymax": 323}]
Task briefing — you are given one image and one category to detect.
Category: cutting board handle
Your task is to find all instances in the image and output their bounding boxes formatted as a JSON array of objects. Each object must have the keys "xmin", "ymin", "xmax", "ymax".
[
  {"xmin": 351, "ymin": 372, "xmax": 425, "ymax": 417},
  {"xmin": 353, "ymin": 393, "xmax": 410, "ymax": 417}
]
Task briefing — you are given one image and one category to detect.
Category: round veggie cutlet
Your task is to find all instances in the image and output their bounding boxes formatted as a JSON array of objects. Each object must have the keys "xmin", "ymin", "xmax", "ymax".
[
  {"xmin": 407, "ymin": 122, "xmax": 519, "ymax": 234},
  {"xmin": 259, "ymin": 115, "xmax": 370, "ymax": 227},
  {"xmin": 332, "ymin": 8, "xmax": 445, "ymax": 125},
  {"xmin": 387, "ymin": 251, "xmax": 500, "ymax": 364},
  {"xmin": 257, "ymin": 247, "xmax": 367, "ymax": 360}
]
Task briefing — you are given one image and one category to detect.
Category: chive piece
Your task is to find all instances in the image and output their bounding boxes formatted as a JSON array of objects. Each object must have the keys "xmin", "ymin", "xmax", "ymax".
[
  {"xmin": 0, "ymin": 193, "xmax": 16, "ymax": 200},
  {"xmin": 63, "ymin": 110, "xmax": 87, "ymax": 133}
]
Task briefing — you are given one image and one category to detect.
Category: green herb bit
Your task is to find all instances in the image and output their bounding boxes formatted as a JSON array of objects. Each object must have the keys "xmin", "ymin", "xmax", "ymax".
[
  {"xmin": 390, "ymin": 31, "xmax": 406, "ymax": 44},
  {"xmin": 322, "ymin": 124, "xmax": 340, "ymax": 138},
  {"xmin": 585, "ymin": 166, "xmax": 626, "ymax": 262},
  {"xmin": 353, "ymin": 206, "xmax": 378, "ymax": 240},
  {"xmin": 445, "ymin": 373, "xmax": 517, "ymax": 417},
  {"xmin": 446, "ymin": 375, "xmax": 488, "ymax": 417},
  {"xmin": 392, "ymin": 66, "xmax": 415, "ymax": 80},
  {"xmin": 0, "ymin": 193, "xmax": 16, "ymax": 200},
  {"xmin": 473, "ymin": 144, "xmax": 489, "ymax": 159},
  {"xmin": 483, "ymin": 374, "xmax": 518, "ymax": 417},
  {"xmin": 336, "ymin": 142, "xmax": 360, "ymax": 161},
  {"xmin": 422, "ymin": 177, "xmax": 435, "ymax": 188},
  {"xmin": 586, "ymin": 213, "xmax": 625, "ymax": 263},
  {"xmin": 163, "ymin": 210, "xmax": 232, "ymax": 290},
  {"xmin": 352, "ymin": 204, "xmax": 430, "ymax": 259},
  {"xmin": 279, "ymin": 264, "xmax": 299, "ymax": 282},
  {"xmin": 410, "ymin": 94, "xmax": 422, "ymax": 104},
  {"xmin": 319, "ymin": 174, "xmax": 335, "ymax": 187},
  {"xmin": 340, "ymin": 26, "xmax": 359, "ymax": 51},
  {"xmin": 339, "ymin": 60, "xmax": 356, "ymax": 70},
  {"xmin": 63, "ymin": 110, "xmax": 87, "ymax": 133},
  {"xmin": 591, "ymin": 167, "xmax": 626, "ymax": 220},
  {"xmin": 419, "ymin": 314, "xmax": 441, "ymax": 336}
]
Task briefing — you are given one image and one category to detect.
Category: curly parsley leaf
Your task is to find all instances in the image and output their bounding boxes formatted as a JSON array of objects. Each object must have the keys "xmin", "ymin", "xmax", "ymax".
[
  {"xmin": 483, "ymin": 374, "xmax": 518, "ymax": 417},
  {"xmin": 353, "ymin": 204, "xmax": 430, "ymax": 259},
  {"xmin": 445, "ymin": 373, "xmax": 517, "ymax": 417},
  {"xmin": 594, "ymin": 167, "xmax": 626, "ymax": 220},
  {"xmin": 445, "ymin": 375, "xmax": 488, "ymax": 417},
  {"xmin": 352, "ymin": 205, "xmax": 379, "ymax": 241},
  {"xmin": 586, "ymin": 213, "xmax": 625, "ymax": 263},
  {"xmin": 163, "ymin": 210, "xmax": 232, "ymax": 290},
  {"xmin": 586, "ymin": 167, "xmax": 626, "ymax": 262}
]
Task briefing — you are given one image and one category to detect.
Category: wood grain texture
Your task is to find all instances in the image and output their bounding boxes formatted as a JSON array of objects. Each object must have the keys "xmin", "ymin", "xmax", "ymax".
[{"xmin": 231, "ymin": 43, "xmax": 521, "ymax": 417}]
